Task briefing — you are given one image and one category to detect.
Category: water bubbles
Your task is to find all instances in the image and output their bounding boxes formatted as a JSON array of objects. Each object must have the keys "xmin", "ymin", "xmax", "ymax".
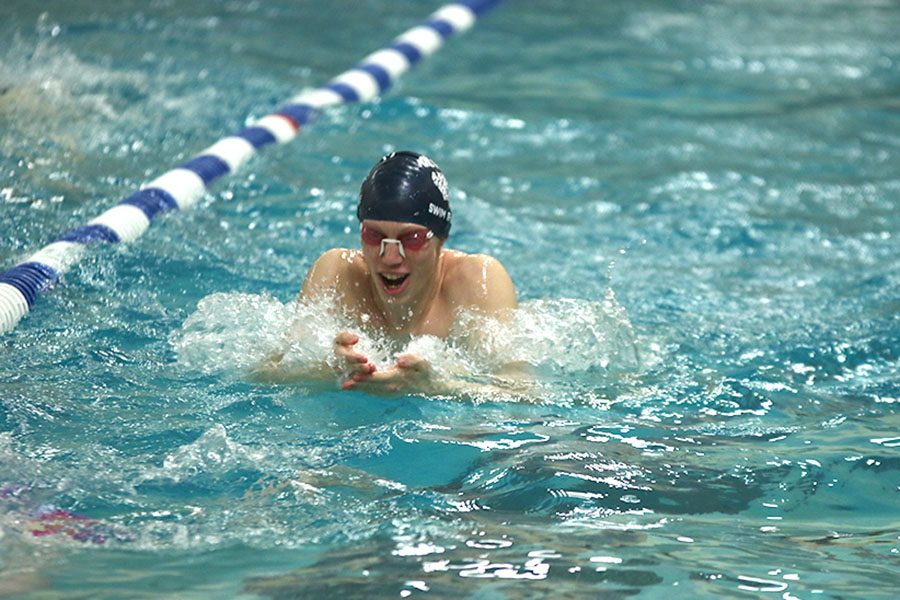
[
  {"xmin": 170, "ymin": 288, "xmax": 640, "ymax": 398},
  {"xmin": 36, "ymin": 13, "xmax": 63, "ymax": 39},
  {"xmin": 154, "ymin": 424, "xmax": 268, "ymax": 482},
  {"xmin": 454, "ymin": 293, "xmax": 639, "ymax": 378},
  {"xmin": 169, "ymin": 292, "xmax": 296, "ymax": 375}
]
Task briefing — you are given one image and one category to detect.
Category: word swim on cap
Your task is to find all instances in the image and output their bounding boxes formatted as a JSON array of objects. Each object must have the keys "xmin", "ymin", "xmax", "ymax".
[{"xmin": 357, "ymin": 151, "xmax": 452, "ymax": 239}]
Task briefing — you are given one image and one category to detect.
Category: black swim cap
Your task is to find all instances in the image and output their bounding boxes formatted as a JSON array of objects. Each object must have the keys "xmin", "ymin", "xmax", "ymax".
[{"xmin": 357, "ymin": 151, "xmax": 452, "ymax": 239}]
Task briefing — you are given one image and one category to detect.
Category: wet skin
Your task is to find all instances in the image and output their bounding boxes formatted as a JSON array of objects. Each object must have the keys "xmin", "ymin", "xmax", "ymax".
[{"xmin": 300, "ymin": 219, "xmax": 517, "ymax": 392}]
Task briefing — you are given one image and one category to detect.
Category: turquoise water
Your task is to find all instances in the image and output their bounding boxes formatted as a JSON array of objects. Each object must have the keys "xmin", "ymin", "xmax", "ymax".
[{"xmin": 2, "ymin": 0, "xmax": 899, "ymax": 597}]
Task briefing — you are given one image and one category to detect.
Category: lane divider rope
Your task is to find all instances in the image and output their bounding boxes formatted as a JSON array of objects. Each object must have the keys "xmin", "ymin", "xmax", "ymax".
[{"xmin": 0, "ymin": 0, "xmax": 503, "ymax": 334}]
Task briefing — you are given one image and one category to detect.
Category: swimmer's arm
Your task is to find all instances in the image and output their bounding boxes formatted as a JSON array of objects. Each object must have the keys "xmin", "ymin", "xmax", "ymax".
[
  {"xmin": 251, "ymin": 329, "xmax": 370, "ymax": 384},
  {"xmin": 251, "ymin": 249, "xmax": 358, "ymax": 382},
  {"xmin": 250, "ymin": 351, "xmax": 307, "ymax": 383},
  {"xmin": 454, "ymin": 254, "xmax": 532, "ymax": 378},
  {"xmin": 457, "ymin": 254, "xmax": 517, "ymax": 315},
  {"xmin": 249, "ymin": 328, "xmax": 335, "ymax": 384}
]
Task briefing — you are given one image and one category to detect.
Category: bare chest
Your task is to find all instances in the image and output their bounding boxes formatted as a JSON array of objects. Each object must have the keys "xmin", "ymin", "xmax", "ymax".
[{"xmin": 348, "ymin": 293, "xmax": 454, "ymax": 338}]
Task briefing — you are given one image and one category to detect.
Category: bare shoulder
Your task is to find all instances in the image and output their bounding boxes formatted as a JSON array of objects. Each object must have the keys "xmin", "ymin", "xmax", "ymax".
[
  {"xmin": 300, "ymin": 248, "xmax": 366, "ymax": 298},
  {"xmin": 442, "ymin": 250, "xmax": 517, "ymax": 313}
]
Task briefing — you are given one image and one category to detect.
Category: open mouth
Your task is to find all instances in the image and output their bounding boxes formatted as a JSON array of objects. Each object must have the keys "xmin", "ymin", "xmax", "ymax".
[{"xmin": 379, "ymin": 272, "xmax": 409, "ymax": 292}]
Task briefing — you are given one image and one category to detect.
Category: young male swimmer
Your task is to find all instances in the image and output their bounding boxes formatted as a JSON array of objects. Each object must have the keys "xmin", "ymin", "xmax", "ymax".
[{"xmin": 255, "ymin": 151, "xmax": 517, "ymax": 392}]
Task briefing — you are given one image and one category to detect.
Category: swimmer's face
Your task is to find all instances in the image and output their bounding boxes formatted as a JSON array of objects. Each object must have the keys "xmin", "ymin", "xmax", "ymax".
[{"xmin": 360, "ymin": 219, "xmax": 442, "ymax": 303}]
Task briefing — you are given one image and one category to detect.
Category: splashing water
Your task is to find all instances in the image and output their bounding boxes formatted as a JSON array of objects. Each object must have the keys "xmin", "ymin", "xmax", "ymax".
[
  {"xmin": 170, "ymin": 287, "xmax": 640, "ymax": 395},
  {"xmin": 2, "ymin": 0, "xmax": 897, "ymax": 597}
]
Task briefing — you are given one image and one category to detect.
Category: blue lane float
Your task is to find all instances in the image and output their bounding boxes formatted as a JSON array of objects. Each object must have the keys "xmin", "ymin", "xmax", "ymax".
[{"xmin": 0, "ymin": 0, "xmax": 504, "ymax": 334}]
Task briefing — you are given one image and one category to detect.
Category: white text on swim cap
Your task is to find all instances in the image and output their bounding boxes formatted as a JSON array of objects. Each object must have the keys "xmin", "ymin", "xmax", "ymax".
[
  {"xmin": 428, "ymin": 202, "xmax": 451, "ymax": 221},
  {"xmin": 431, "ymin": 170, "xmax": 449, "ymax": 201}
]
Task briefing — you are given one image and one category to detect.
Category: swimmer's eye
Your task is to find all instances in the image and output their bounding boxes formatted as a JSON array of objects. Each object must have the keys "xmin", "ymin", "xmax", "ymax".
[
  {"xmin": 360, "ymin": 225, "xmax": 386, "ymax": 246},
  {"xmin": 361, "ymin": 226, "xmax": 434, "ymax": 252},
  {"xmin": 396, "ymin": 229, "xmax": 434, "ymax": 250}
]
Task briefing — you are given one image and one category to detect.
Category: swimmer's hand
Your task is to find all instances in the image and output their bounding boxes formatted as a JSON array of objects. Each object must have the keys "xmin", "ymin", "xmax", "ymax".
[
  {"xmin": 341, "ymin": 352, "xmax": 433, "ymax": 393},
  {"xmin": 334, "ymin": 331, "xmax": 377, "ymax": 386},
  {"xmin": 248, "ymin": 330, "xmax": 373, "ymax": 384}
]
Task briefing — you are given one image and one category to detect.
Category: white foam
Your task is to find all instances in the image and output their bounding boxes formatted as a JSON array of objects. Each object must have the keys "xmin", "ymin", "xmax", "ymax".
[
  {"xmin": 452, "ymin": 291, "xmax": 640, "ymax": 376},
  {"xmin": 171, "ymin": 290, "xmax": 640, "ymax": 392},
  {"xmin": 159, "ymin": 424, "xmax": 268, "ymax": 482},
  {"xmin": 170, "ymin": 292, "xmax": 298, "ymax": 374}
]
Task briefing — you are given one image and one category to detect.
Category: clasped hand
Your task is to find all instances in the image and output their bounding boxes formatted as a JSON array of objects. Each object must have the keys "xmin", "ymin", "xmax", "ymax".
[{"xmin": 333, "ymin": 331, "xmax": 432, "ymax": 392}]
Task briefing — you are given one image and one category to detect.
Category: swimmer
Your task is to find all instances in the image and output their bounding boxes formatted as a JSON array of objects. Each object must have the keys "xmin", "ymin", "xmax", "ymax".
[{"xmin": 255, "ymin": 151, "xmax": 517, "ymax": 392}]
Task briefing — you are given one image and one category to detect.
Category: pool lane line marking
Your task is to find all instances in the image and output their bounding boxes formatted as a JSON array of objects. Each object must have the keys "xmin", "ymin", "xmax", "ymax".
[{"xmin": 0, "ymin": 0, "xmax": 503, "ymax": 334}]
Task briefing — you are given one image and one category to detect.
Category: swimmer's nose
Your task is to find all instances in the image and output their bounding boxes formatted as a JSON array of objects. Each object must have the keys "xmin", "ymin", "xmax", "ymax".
[{"xmin": 380, "ymin": 240, "xmax": 405, "ymax": 264}]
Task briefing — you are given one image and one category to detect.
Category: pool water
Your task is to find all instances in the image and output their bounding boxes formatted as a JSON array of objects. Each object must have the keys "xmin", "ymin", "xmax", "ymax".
[{"xmin": 1, "ymin": 0, "xmax": 898, "ymax": 597}]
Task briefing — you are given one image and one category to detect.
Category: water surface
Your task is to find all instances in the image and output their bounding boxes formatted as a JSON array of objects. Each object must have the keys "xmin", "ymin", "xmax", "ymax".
[{"xmin": 1, "ymin": 0, "xmax": 898, "ymax": 598}]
